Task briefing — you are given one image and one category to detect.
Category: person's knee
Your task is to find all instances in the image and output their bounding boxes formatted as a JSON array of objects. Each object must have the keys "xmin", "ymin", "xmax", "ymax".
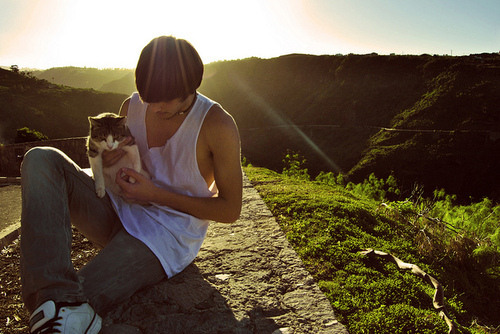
[{"xmin": 21, "ymin": 147, "xmax": 63, "ymax": 175}]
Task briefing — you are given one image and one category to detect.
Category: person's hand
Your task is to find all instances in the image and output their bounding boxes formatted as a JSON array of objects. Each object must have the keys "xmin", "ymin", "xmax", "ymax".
[
  {"xmin": 102, "ymin": 137, "xmax": 133, "ymax": 167},
  {"xmin": 115, "ymin": 168, "xmax": 156, "ymax": 204}
]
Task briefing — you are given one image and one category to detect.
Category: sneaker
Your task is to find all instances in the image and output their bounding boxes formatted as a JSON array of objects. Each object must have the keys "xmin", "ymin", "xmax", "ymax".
[{"xmin": 29, "ymin": 300, "xmax": 102, "ymax": 334}]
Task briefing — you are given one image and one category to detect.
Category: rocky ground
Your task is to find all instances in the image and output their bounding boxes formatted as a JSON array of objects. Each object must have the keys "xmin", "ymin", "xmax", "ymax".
[{"xmin": 0, "ymin": 177, "xmax": 348, "ymax": 333}]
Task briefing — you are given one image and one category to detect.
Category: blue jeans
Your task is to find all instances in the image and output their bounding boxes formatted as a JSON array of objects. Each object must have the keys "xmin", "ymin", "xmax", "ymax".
[{"xmin": 20, "ymin": 147, "xmax": 166, "ymax": 315}]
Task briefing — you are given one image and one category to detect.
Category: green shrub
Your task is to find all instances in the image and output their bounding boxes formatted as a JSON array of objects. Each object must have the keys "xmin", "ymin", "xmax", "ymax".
[
  {"xmin": 15, "ymin": 127, "xmax": 48, "ymax": 143},
  {"xmin": 315, "ymin": 171, "xmax": 346, "ymax": 186},
  {"xmin": 345, "ymin": 173, "xmax": 401, "ymax": 202},
  {"xmin": 282, "ymin": 150, "xmax": 310, "ymax": 180},
  {"xmin": 241, "ymin": 156, "xmax": 252, "ymax": 167},
  {"xmin": 431, "ymin": 195, "xmax": 500, "ymax": 244}
]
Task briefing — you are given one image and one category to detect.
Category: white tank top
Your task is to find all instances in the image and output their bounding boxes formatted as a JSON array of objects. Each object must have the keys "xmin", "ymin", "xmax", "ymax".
[{"xmin": 107, "ymin": 92, "xmax": 218, "ymax": 278}]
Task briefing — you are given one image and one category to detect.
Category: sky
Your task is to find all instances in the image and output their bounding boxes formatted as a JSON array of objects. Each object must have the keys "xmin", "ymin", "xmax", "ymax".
[{"xmin": 0, "ymin": 0, "xmax": 499, "ymax": 69}]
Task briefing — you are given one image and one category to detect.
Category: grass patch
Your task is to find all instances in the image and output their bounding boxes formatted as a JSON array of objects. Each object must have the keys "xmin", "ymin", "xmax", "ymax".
[{"xmin": 244, "ymin": 166, "xmax": 500, "ymax": 334}]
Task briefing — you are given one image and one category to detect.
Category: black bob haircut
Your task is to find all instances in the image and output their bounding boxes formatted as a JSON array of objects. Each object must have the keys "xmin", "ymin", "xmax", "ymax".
[{"xmin": 135, "ymin": 36, "xmax": 204, "ymax": 103}]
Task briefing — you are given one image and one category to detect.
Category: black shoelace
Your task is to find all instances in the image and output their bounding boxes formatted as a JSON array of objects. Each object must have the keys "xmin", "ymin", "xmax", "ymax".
[{"xmin": 31, "ymin": 316, "xmax": 63, "ymax": 333}]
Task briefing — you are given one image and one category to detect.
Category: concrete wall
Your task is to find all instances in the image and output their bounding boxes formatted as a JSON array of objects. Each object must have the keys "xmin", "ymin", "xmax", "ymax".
[{"xmin": 0, "ymin": 137, "xmax": 89, "ymax": 177}]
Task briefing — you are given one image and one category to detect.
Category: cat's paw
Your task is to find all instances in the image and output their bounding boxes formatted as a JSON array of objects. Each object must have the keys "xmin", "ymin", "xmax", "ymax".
[{"xmin": 96, "ymin": 186, "xmax": 106, "ymax": 198}]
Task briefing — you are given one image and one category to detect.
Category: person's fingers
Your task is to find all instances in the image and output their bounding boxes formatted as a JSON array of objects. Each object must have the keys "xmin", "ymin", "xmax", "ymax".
[{"xmin": 118, "ymin": 137, "xmax": 133, "ymax": 148}]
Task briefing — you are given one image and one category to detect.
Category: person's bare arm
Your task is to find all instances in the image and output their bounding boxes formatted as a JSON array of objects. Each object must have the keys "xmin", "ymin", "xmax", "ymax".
[{"xmin": 116, "ymin": 105, "xmax": 243, "ymax": 223}]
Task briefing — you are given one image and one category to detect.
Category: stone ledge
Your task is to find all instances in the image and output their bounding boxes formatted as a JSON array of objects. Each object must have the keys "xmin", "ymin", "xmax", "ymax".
[
  {"xmin": 0, "ymin": 223, "xmax": 20, "ymax": 249},
  {"xmin": 0, "ymin": 177, "xmax": 21, "ymax": 185}
]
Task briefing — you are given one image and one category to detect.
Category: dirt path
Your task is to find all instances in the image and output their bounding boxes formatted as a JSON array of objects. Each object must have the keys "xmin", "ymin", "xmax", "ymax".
[{"xmin": 0, "ymin": 176, "xmax": 348, "ymax": 333}]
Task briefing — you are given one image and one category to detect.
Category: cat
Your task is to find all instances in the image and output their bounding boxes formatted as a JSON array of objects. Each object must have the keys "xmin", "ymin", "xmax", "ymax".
[{"xmin": 87, "ymin": 112, "xmax": 148, "ymax": 198}]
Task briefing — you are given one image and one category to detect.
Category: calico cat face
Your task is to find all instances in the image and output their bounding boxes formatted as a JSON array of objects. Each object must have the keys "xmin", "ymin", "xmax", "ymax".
[{"xmin": 88, "ymin": 113, "xmax": 130, "ymax": 151}]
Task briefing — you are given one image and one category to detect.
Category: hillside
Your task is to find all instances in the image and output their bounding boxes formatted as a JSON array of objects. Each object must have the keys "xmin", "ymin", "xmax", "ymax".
[
  {"xmin": 100, "ymin": 71, "xmax": 136, "ymax": 95},
  {"xmin": 32, "ymin": 67, "xmax": 132, "ymax": 92},
  {"xmin": 348, "ymin": 55, "xmax": 500, "ymax": 201},
  {"xmin": 200, "ymin": 54, "xmax": 429, "ymax": 172},
  {"xmin": 0, "ymin": 68, "xmax": 127, "ymax": 142},
  {"xmin": 14, "ymin": 54, "xmax": 500, "ymax": 201},
  {"xmin": 199, "ymin": 54, "xmax": 500, "ymax": 202}
]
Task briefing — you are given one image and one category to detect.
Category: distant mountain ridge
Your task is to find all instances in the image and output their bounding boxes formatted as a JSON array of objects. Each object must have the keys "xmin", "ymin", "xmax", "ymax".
[
  {"xmin": 32, "ymin": 67, "xmax": 133, "ymax": 93},
  {"xmin": 0, "ymin": 68, "xmax": 127, "ymax": 142},
  {"xmin": 8, "ymin": 53, "xmax": 500, "ymax": 201}
]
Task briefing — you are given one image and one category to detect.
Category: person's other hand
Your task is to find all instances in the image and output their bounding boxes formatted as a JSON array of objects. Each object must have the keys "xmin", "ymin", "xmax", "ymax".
[{"xmin": 115, "ymin": 167, "xmax": 156, "ymax": 204}]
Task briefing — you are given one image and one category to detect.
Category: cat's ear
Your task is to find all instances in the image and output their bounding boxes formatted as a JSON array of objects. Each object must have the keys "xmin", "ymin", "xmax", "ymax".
[
  {"xmin": 88, "ymin": 116, "xmax": 98, "ymax": 126},
  {"xmin": 117, "ymin": 116, "xmax": 127, "ymax": 126}
]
